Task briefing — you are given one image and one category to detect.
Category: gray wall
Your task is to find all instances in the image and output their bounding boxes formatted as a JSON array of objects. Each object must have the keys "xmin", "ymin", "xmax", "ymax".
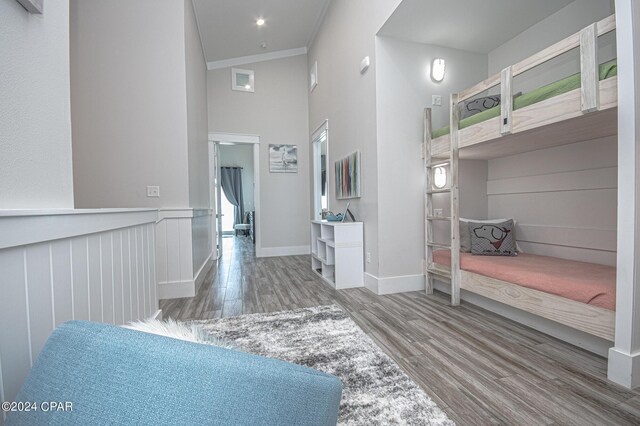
[
  {"xmin": 485, "ymin": 0, "xmax": 618, "ymax": 266},
  {"xmin": 219, "ymin": 145, "xmax": 255, "ymax": 212},
  {"xmin": 0, "ymin": 0, "xmax": 74, "ymax": 209},
  {"xmin": 70, "ymin": 0, "xmax": 190, "ymax": 208},
  {"xmin": 307, "ymin": 0, "xmax": 403, "ymax": 277},
  {"xmin": 207, "ymin": 55, "xmax": 311, "ymax": 250},
  {"xmin": 375, "ymin": 36, "xmax": 489, "ymax": 278}
]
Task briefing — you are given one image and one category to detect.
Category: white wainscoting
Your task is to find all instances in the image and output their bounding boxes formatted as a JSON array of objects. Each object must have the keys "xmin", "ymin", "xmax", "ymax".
[
  {"xmin": 155, "ymin": 209, "xmax": 214, "ymax": 299},
  {"xmin": 0, "ymin": 209, "xmax": 158, "ymax": 420}
]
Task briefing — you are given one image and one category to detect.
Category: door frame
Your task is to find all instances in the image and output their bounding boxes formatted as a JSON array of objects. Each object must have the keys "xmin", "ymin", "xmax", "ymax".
[
  {"xmin": 208, "ymin": 132, "xmax": 261, "ymax": 257},
  {"xmin": 311, "ymin": 120, "xmax": 329, "ymax": 220}
]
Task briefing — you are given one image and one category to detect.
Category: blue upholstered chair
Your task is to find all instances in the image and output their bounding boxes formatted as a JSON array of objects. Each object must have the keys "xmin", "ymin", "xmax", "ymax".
[{"xmin": 7, "ymin": 321, "xmax": 342, "ymax": 426}]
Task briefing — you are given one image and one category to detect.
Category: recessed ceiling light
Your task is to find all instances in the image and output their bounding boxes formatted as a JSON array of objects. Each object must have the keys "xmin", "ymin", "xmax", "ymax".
[{"xmin": 256, "ymin": 18, "xmax": 265, "ymax": 26}]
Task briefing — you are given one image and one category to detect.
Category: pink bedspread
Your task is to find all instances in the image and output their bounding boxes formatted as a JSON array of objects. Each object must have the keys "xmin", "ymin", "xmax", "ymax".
[{"xmin": 433, "ymin": 251, "xmax": 616, "ymax": 310}]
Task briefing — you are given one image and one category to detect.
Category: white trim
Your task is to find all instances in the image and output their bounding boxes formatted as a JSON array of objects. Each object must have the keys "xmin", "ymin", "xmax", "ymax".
[
  {"xmin": 157, "ymin": 208, "xmax": 194, "ymax": 221},
  {"xmin": 257, "ymin": 245, "xmax": 310, "ymax": 257},
  {"xmin": 158, "ymin": 279, "xmax": 196, "ymax": 299},
  {"xmin": 364, "ymin": 273, "xmax": 426, "ymax": 295},
  {"xmin": 194, "ymin": 252, "xmax": 214, "ymax": 291},
  {"xmin": 208, "ymin": 132, "xmax": 260, "ymax": 144},
  {"xmin": 311, "ymin": 119, "xmax": 329, "ymax": 141},
  {"xmin": 0, "ymin": 209, "xmax": 158, "ymax": 250},
  {"xmin": 608, "ymin": 348, "xmax": 640, "ymax": 388},
  {"xmin": 190, "ymin": 0, "xmax": 207, "ymax": 64},
  {"xmin": 207, "ymin": 47, "xmax": 308, "ymax": 70}
]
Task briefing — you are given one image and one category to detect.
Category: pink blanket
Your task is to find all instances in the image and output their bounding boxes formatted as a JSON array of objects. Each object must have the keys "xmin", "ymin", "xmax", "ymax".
[{"xmin": 433, "ymin": 251, "xmax": 616, "ymax": 310}]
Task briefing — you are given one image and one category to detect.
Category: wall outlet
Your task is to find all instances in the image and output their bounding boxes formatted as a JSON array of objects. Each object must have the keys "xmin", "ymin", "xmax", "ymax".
[
  {"xmin": 366, "ymin": 252, "xmax": 371, "ymax": 263},
  {"xmin": 432, "ymin": 95, "xmax": 442, "ymax": 106},
  {"xmin": 434, "ymin": 208, "xmax": 444, "ymax": 217},
  {"xmin": 146, "ymin": 186, "xmax": 160, "ymax": 197}
]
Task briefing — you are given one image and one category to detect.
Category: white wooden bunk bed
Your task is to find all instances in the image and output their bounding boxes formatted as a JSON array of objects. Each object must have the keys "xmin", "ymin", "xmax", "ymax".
[{"xmin": 423, "ymin": 14, "xmax": 617, "ymax": 342}]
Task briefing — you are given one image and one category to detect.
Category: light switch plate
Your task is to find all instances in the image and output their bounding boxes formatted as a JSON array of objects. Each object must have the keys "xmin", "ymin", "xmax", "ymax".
[
  {"xmin": 147, "ymin": 186, "xmax": 160, "ymax": 197},
  {"xmin": 432, "ymin": 95, "xmax": 442, "ymax": 106}
]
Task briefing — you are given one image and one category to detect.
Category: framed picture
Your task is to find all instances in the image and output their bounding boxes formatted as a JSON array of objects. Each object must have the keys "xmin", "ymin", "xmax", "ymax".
[
  {"xmin": 335, "ymin": 151, "xmax": 361, "ymax": 199},
  {"xmin": 269, "ymin": 144, "xmax": 298, "ymax": 173}
]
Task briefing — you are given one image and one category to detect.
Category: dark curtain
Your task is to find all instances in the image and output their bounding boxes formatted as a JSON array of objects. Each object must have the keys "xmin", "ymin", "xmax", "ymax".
[{"xmin": 221, "ymin": 167, "xmax": 245, "ymax": 227}]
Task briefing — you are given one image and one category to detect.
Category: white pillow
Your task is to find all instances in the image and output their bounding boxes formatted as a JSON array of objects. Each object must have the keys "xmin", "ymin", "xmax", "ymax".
[{"xmin": 459, "ymin": 218, "xmax": 523, "ymax": 253}]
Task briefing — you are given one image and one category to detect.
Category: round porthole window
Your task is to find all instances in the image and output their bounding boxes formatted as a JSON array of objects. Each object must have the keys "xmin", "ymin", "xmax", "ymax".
[{"xmin": 433, "ymin": 166, "xmax": 447, "ymax": 189}]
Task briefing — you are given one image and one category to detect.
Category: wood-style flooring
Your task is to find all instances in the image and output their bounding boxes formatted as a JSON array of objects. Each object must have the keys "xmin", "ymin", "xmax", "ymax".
[{"xmin": 160, "ymin": 236, "xmax": 640, "ymax": 425}]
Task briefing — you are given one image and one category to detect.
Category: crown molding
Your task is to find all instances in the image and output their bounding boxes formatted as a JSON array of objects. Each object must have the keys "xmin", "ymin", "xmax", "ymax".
[{"xmin": 206, "ymin": 47, "xmax": 307, "ymax": 70}]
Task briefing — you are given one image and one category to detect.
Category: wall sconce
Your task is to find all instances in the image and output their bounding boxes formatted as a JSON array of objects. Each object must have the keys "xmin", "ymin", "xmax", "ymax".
[{"xmin": 431, "ymin": 58, "xmax": 446, "ymax": 82}]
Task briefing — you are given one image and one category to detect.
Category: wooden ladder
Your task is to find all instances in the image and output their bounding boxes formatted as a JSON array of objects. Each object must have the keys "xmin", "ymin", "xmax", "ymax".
[{"xmin": 423, "ymin": 99, "xmax": 461, "ymax": 306}]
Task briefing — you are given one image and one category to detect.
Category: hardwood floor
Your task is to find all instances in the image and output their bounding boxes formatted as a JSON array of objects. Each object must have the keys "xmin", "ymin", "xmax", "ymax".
[{"xmin": 161, "ymin": 237, "xmax": 640, "ymax": 425}]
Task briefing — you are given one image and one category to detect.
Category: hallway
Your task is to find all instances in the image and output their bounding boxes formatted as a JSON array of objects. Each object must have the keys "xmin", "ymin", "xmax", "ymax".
[{"xmin": 159, "ymin": 237, "xmax": 640, "ymax": 425}]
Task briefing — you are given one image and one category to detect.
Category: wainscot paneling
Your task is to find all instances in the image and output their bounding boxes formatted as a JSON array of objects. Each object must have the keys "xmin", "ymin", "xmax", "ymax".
[{"xmin": 0, "ymin": 209, "xmax": 158, "ymax": 422}]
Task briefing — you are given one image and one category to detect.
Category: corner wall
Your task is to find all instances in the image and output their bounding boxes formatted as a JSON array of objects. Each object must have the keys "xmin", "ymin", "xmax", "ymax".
[
  {"xmin": 374, "ymin": 36, "xmax": 489, "ymax": 288},
  {"xmin": 0, "ymin": 0, "xmax": 74, "ymax": 209},
  {"xmin": 307, "ymin": 0, "xmax": 403, "ymax": 278}
]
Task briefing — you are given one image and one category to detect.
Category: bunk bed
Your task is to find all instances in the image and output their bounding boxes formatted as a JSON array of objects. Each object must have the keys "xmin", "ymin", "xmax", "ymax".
[{"xmin": 423, "ymin": 14, "xmax": 617, "ymax": 342}]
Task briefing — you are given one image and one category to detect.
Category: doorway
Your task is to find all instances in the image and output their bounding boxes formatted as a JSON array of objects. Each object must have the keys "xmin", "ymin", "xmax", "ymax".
[{"xmin": 208, "ymin": 133, "xmax": 261, "ymax": 259}]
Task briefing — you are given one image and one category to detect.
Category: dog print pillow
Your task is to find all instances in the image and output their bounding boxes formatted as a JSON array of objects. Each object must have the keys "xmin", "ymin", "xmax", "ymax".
[{"xmin": 468, "ymin": 220, "xmax": 517, "ymax": 256}]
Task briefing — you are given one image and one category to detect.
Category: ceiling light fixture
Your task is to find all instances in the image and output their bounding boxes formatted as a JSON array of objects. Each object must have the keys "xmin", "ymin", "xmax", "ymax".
[{"xmin": 256, "ymin": 18, "xmax": 265, "ymax": 26}]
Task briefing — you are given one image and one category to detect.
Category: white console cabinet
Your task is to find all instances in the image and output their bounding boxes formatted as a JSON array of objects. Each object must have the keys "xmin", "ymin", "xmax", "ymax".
[{"xmin": 311, "ymin": 220, "xmax": 364, "ymax": 289}]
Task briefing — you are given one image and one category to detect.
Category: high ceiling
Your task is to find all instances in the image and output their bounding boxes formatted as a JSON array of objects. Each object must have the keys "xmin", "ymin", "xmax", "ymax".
[
  {"xmin": 193, "ymin": 0, "xmax": 332, "ymax": 66},
  {"xmin": 378, "ymin": 0, "xmax": 574, "ymax": 53}
]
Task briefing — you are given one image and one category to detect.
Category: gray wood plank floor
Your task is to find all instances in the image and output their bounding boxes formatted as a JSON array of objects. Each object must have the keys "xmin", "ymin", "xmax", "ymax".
[{"xmin": 160, "ymin": 237, "xmax": 640, "ymax": 425}]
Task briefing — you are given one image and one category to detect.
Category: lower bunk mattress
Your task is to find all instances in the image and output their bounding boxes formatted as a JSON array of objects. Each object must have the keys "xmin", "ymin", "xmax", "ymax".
[{"xmin": 432, "ymin": 250, "xmax": 616, "ymax": 310}]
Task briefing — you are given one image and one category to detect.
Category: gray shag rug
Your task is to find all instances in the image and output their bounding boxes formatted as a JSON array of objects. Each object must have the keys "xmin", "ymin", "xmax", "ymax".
[{"xmin": 192, "ymin": 305, "xmax": 454, "ymax": 426}]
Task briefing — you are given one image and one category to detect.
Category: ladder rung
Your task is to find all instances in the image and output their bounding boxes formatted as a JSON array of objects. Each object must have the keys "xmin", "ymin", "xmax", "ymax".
[
  {"xmin": 426, "ymin": 241, "xmax": 451, "ymax": 249},
  {"xmin": 427, "ymin": 216, "xmax": 451, "ymax": 221},
  {"xmin": 426, "ymin": 188, "xmax": 451, "ymax": 194},
  {"xmin": 426, "ymin": 160, "xmax": 451, "ymax": 167},
  {"xmin": 426, "ymin": 266, "xmax": 451, "ymax": 279}
]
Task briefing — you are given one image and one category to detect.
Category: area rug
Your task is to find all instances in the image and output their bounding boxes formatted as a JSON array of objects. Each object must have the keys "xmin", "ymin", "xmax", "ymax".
[{"xmin": 192, "ymin": 305, "xmax": 454, "ymax": 426}]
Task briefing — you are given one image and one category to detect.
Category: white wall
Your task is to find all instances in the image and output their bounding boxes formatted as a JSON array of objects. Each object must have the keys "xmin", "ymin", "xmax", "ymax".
[
  {"xmin": 207, "ymin": 55, "xmax": 310, "ymax": 252},
  {"xmin": 184, "ymin": 0, "xmax": 213, "ymax": 277},
  {"xmin": 488, "ymin": 138, "xmax": 617, "ymax": 265},
  {"xmin": 70, "ymin": 0, "xmax": 190, "ymax": 208},
  {"xmin": 219, "ymin": 144, "xmax": 255, "ymax": 212},
  {"xmin": 0, "ymin": 0, "xmax": 74, "ymax": 209},
  {"xmin": 308, "ymin": 0, "xmax": 403, "ymax": 277},
  {"xmin": 375, "ymin": 36, "xmax": 489, "ymax": 281},
  {"xmin": 488, "ymin": 0, "xmax": 616, "ymax": 94}
]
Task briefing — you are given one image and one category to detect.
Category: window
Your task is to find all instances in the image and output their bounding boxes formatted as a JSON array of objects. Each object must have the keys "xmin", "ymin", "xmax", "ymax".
[
  {"xmin": 232, "ymin": 68, "xmax": 255, "ymax": 92},
  {"xmin": 433, "ymin": 166, "xmax": 447, "ymax": 189}
]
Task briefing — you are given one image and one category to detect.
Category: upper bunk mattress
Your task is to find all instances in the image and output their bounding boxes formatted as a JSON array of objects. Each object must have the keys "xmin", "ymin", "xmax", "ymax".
[
  {"xmin": 432, "ymin": 59, "xmax": 618, "ymax": 139},
  {"xmin": 432, "ymin": 250, "xmax": 616, "ymax": 310}
]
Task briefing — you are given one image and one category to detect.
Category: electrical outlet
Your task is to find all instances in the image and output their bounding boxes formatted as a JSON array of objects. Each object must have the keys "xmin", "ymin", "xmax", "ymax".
[
  {"xmin": 434, "ymin": 208, "xmax": 444, "ymax": 217},
  {"xmin": 366, "ymin": 252, "xmax": 371, "ymax": 263},
  {"xmin": 147, "ymin": 186, "xmax": 160, "ymax": 197},
  {"xmin": 432, "ymin": 95, "xmax": 442, "ymax": 106}
]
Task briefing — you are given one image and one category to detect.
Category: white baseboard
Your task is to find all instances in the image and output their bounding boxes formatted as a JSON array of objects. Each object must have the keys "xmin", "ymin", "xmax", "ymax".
[
  {"xmin": 257, "ymin": 245, "xmax": 311, "ymax": 257},
  {"xmin": 158, "ymin": 279, "xmax": 195, "ymax": 299},
  {"xmin": 433, "ymin": 280, "xmax": 611, "ymax": 357},
  {"xmin": 194, "ymin": 253, "xmax": 214, "ymax": 291},
  {"xmin": 608, "ymin": 347, "xmax": 640, "ymax": 389},
  {"xmin": 364, "ymin": 273, "xmax": 425, "ymax": 295}
]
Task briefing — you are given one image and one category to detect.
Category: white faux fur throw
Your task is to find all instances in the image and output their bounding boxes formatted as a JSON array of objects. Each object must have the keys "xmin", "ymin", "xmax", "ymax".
[{"xmin": 124, "ymin": 318, "xmax": 234, "ymax": 349}]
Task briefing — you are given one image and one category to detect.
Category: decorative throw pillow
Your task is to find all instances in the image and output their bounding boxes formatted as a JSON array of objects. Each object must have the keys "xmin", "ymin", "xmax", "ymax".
[
  {"xmin": 461, "ymin": 95, "xmax": 500, "ymax": 119},
  {"xmin": 460, "ymin": 218, "xmax": 521, "ymax": 253},
  {"xmin": 468, "ymin": 220, "xmax": 517, "ymax": 256}
]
